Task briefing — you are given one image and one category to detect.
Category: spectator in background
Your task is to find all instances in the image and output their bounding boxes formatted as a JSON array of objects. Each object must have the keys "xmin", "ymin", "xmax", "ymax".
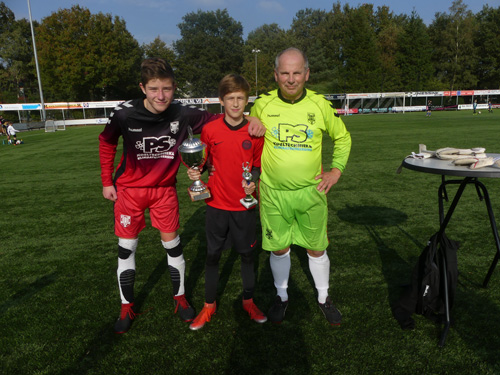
[
  {"xmin": 7, "ymin": 122, "xmax": 19, "ymax": 144},
  {"xmin": 0, "ymin": 116, "xmax": 7, "ymax": 135},
  {"xmin": 426, "ymin": 100, "xmax": 432, "ymax": 117}
]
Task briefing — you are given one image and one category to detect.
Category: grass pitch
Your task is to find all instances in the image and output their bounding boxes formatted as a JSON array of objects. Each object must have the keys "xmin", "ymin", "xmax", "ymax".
[{"xmin": 1, "ymin": 110, "xmax": 500, "ymax": 374}]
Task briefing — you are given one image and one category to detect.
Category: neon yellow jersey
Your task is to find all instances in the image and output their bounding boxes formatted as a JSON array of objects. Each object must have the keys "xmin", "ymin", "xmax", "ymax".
[{"xmin": 250, "ymin": 89, "xmax": 351, "ymax": 190}]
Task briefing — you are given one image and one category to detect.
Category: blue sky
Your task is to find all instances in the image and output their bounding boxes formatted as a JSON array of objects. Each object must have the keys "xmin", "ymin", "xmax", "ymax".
[{"xmin": 5, "ymin": 0, "xmax": 499, "ymax": 46}]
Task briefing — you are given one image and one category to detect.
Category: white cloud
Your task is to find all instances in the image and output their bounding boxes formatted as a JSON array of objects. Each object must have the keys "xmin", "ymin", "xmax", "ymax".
[
  {"xmin": 258, "ymin": 1, "xmax": 285, "ymax": 13},
  {"xmin": 191, "ymin": 0, "xmax": 227, "ymax": 6},
  {"xmin": 110, "ymin": 0, "xmax": 172, "ymax": 9}
]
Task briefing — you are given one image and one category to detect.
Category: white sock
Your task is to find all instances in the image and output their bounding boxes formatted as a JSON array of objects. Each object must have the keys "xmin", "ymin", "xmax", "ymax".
[
  {"xmin": 308, "ymin": 252, "xmax": 330, "ymax": 304},
  {"xmin": 162, "ymin": 237, "xmax": 185, "ymax": 297},
  {"xmin": 117, "ymin": 238, "xmax": 138, "ymax": 304},
  {"xmin": 162, "ymin": 236, "xmax": 180, "ymax": 249},
  {"xmin": 270, "ymin": 249, "xmax": 291, "ymax": 302}
]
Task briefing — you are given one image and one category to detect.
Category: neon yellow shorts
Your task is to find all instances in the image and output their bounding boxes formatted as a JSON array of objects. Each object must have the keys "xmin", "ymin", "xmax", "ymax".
[{"xmin": 259, "ymin": 181, "xmax": 329, "ymax": 251}]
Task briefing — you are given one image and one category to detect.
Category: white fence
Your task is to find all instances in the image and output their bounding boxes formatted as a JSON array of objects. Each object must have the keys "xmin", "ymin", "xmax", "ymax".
[{"xmin": 2, "ymin": 89, "xmax": 499, "ymax": 130}]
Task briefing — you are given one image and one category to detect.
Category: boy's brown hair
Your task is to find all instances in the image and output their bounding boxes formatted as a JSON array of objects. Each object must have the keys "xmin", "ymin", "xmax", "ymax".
[
  {"xmin": 218, "ymin": 74, "xmax": 250, "ymax": 100},
  {"xmin": 140, "ymin": 58, "xmax": 175, "ymax": 85}
]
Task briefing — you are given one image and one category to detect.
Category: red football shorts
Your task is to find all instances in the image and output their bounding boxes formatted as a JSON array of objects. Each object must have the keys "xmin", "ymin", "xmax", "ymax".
[{"xmin": 114, "ymin": 186, "xmax": 179, "ymax": 238}]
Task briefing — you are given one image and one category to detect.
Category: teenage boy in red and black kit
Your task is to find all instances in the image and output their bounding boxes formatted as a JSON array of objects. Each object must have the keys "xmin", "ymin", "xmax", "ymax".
[
  {"xmin": 99, "ymin": 59, "xmax": 265, "ymax": 334},
  {"xmin": 187, "ymin": 74, "xmax": 267, "ymax": 330}
]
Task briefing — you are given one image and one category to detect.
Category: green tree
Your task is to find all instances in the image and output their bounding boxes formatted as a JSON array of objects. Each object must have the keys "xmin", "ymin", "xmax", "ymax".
[
  {"xmin": 474, "ymin": 5, "xmax": 500, "ymax": 89},
  {"xmin": 396, "ymin": 11, "xmax": 434, "ymax": 91},
  {"xmin": 142, "ymin": 37, "xmax": 176, "ymax": 62},
  {"xmin": 36, "ymin": 5, "xmax": 142, "ymax": 102},
  {"xmin": 374, "ymin": 6, "xmax": 404, "ymax": 92},
  {"xmin": 319, "ymin": 2, "xmax": 349, "ymax": 93},
  {"xmin": 174, "ymin": 9, "xmax": 244, "ymax": 97},
  {"xmin": 242, "ymin": 23, "xmax": 292, "ymax": 95},
  {"xmin": 290, "ymin": 8, "xmax": 337, "ymax": 92},
  {"xmin": 0, "ymin": 18, "xmax": 37, "ymax": 103},
  {"xmin": 0, "ymin": 2, "xmax": 35, "ymax": 103},
  {"xmin": 290, "ymin": 8, "xmax": 328, "ymax": 51},
  {"xmin": 341, "ymin": 4, "xmax": 381, "ymax": 92},
  {"xmin": 429, "ymin": 0, "xmax": 478, "ymax": 91},
  {"xmin": 142, "ymin": 37, "xmax": 178, "ymax": 81},
  {"xmin": 0, "ymin": 1, "xmax": 14, "ymax": 36}
]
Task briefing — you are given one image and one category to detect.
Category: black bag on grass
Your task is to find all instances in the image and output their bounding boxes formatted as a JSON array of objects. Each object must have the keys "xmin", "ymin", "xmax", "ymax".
[{"xmin": 392, "ymin": 232, "xmax": 459, "ymax": 330}]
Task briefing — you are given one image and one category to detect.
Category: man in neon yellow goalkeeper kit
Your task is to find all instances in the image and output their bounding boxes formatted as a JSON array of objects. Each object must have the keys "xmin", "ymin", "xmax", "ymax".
[{"xmin": 250, "ymin": 47, "xmax": 351, "ymax": 325}]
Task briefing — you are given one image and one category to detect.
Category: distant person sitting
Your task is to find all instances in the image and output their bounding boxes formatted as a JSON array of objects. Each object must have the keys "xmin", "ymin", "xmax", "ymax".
[
  {"xmin": 0, "ymin": 116, "xmax": 7, "ymax": 135},
  {"xmin": 7, "ymin": 122, "xmax": 19, "ymax": 144}
]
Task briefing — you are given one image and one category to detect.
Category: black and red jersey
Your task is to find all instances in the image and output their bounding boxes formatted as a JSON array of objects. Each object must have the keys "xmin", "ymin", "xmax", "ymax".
[
  {"xmin": 201, "ymin": 117, "xmax": 264, "ymax": 211},
  {"xmin": 99, "ymin": 98, "xmax": 220, "ymax": 190}
]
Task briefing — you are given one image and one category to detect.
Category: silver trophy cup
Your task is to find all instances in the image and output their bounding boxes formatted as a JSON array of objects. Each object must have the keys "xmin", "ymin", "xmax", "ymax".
[
  {"xmin": 240, "ymin": 161, "xmax": 258, "ymax": 209},
  {"xmin": 178, "ymin": 127, "xmax": 210, "ymax": 201}
]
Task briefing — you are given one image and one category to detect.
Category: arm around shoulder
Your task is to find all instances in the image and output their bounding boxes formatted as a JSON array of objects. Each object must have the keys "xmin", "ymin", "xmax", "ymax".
[{"xmin": 246, "ymin": 116, "xmax": 266, "ymax": 137}]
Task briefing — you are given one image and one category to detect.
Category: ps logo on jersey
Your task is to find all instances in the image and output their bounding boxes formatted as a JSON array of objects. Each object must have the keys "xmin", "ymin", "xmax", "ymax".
[
  {"xmin": 120, "ymin": 215, "xmax": 131, "ymax": 228},
  {"xmin": 277, "ymin": 123, "xmax": 308, "ymax": 143},
  {"xmin": 170, "ymin": 121, "xmax": 179, "ymax": 134},
  {"xmin": 139, "ymin": 136, "xmax": 176, "ymax": 153}
]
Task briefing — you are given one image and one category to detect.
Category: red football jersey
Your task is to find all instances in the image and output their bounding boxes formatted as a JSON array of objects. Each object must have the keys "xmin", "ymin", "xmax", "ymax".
[
  {"xmin": 99, "ymin": 98, "xmax": 220, "ymax": 190},
  {"xmin": 201, "ymin": 117, "xmax": 264, "ymax": 211}
]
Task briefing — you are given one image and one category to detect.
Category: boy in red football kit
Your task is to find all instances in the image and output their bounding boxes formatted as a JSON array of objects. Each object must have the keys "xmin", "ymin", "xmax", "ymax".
[
  {"xmin": 186, "ymin": 74, "xmax": 267, "ymax": 330},
  {"xmin": 99, "ymin": 59, "xmax": 265, "ymax": 334}
]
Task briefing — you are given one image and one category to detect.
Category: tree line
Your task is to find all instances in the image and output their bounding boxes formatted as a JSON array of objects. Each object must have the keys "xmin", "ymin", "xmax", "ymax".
[{"xmin": 0, "ymin": 0, "xmax": 499, "ymax": 103}]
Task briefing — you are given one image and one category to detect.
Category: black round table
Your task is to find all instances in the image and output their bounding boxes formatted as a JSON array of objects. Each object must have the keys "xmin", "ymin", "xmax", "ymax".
[{"xmin": 401, "ymin": 154, "xmax": 500, "ymax": 346}]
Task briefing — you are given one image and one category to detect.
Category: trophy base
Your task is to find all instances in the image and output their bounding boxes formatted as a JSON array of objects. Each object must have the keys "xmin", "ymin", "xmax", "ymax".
[
  {"xmin": 240, "ymin": 197, "xmax": 258, "ymax": 209},
  {"xmin": 188, "ymin": 187, "xmax": 211, "ymax": 202}
]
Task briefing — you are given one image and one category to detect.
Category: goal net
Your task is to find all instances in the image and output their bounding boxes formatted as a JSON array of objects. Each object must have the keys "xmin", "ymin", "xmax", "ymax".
[
  {"xmin": 45, "ymin": 120, "xmax": 56, "ymax": 132},
  {"xmin": 45, "ymin": 120, "xmax": 66, "ymax": 132}
]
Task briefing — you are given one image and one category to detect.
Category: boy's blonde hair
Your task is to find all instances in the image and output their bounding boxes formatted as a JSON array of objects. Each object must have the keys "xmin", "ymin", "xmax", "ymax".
[{"xmin": 218, "ymin": 74, "xmax": 250, "ymax": 100}]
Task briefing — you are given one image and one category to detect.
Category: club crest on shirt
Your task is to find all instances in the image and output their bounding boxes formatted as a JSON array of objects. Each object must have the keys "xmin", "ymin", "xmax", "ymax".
[
  {"xmin": 170, "ymin": 121, "xmax": 180, "ymax": 134},
  {"xmin": 120, "ymin": 215, "xmax": 131, "ymax": 228},
  {"xmin": 307, "ymin": 113, "xmax": 316, "ymax": 125},
  {"xmin": 242, "ymin": 140, "xmax": 252, "ymax": 150}
]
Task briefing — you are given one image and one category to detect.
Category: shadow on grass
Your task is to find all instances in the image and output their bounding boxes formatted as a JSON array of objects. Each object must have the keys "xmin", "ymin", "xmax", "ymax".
[
  {"xmin": 453, "ymin": 277, "xmax": 500, "ymax": 369},
  {"xmin": 338, "ymin": 205, "xmax": 500, "ymax": 368},
  {"xmin": 337, "ymin": 205, "xmax": 419, "ymax": 305},
  {"xmin": 59, "ymin": 244, "xmax": 171, "ymax": 374},
  {"xmin": 181, "ymin": 206, "xmax": 208, "ymax": 298},
  {"xmin": 60, "ymin": 206, "xmax": 209, "ymax": 374},
  {"xmin": 221, "ymin": 212, "xmax": 311, "ymax": 373},
  {"xmin": 0, "ymin": 272, "xmax": 58, "ymax": 317},
  {"xmin": 337, "ymin": 205, "xmax": 409, "ymax": 227},
  {"xmin": 333, "ymin": 203, "xmax": 416, "ymax": 306},
  {"xmin": 284, "ymin": 206, "xmax": 415, "ymax": 308},
  {"xmin": 227, "ymin": 272, "xmax": 311, "ymax": 374}
]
